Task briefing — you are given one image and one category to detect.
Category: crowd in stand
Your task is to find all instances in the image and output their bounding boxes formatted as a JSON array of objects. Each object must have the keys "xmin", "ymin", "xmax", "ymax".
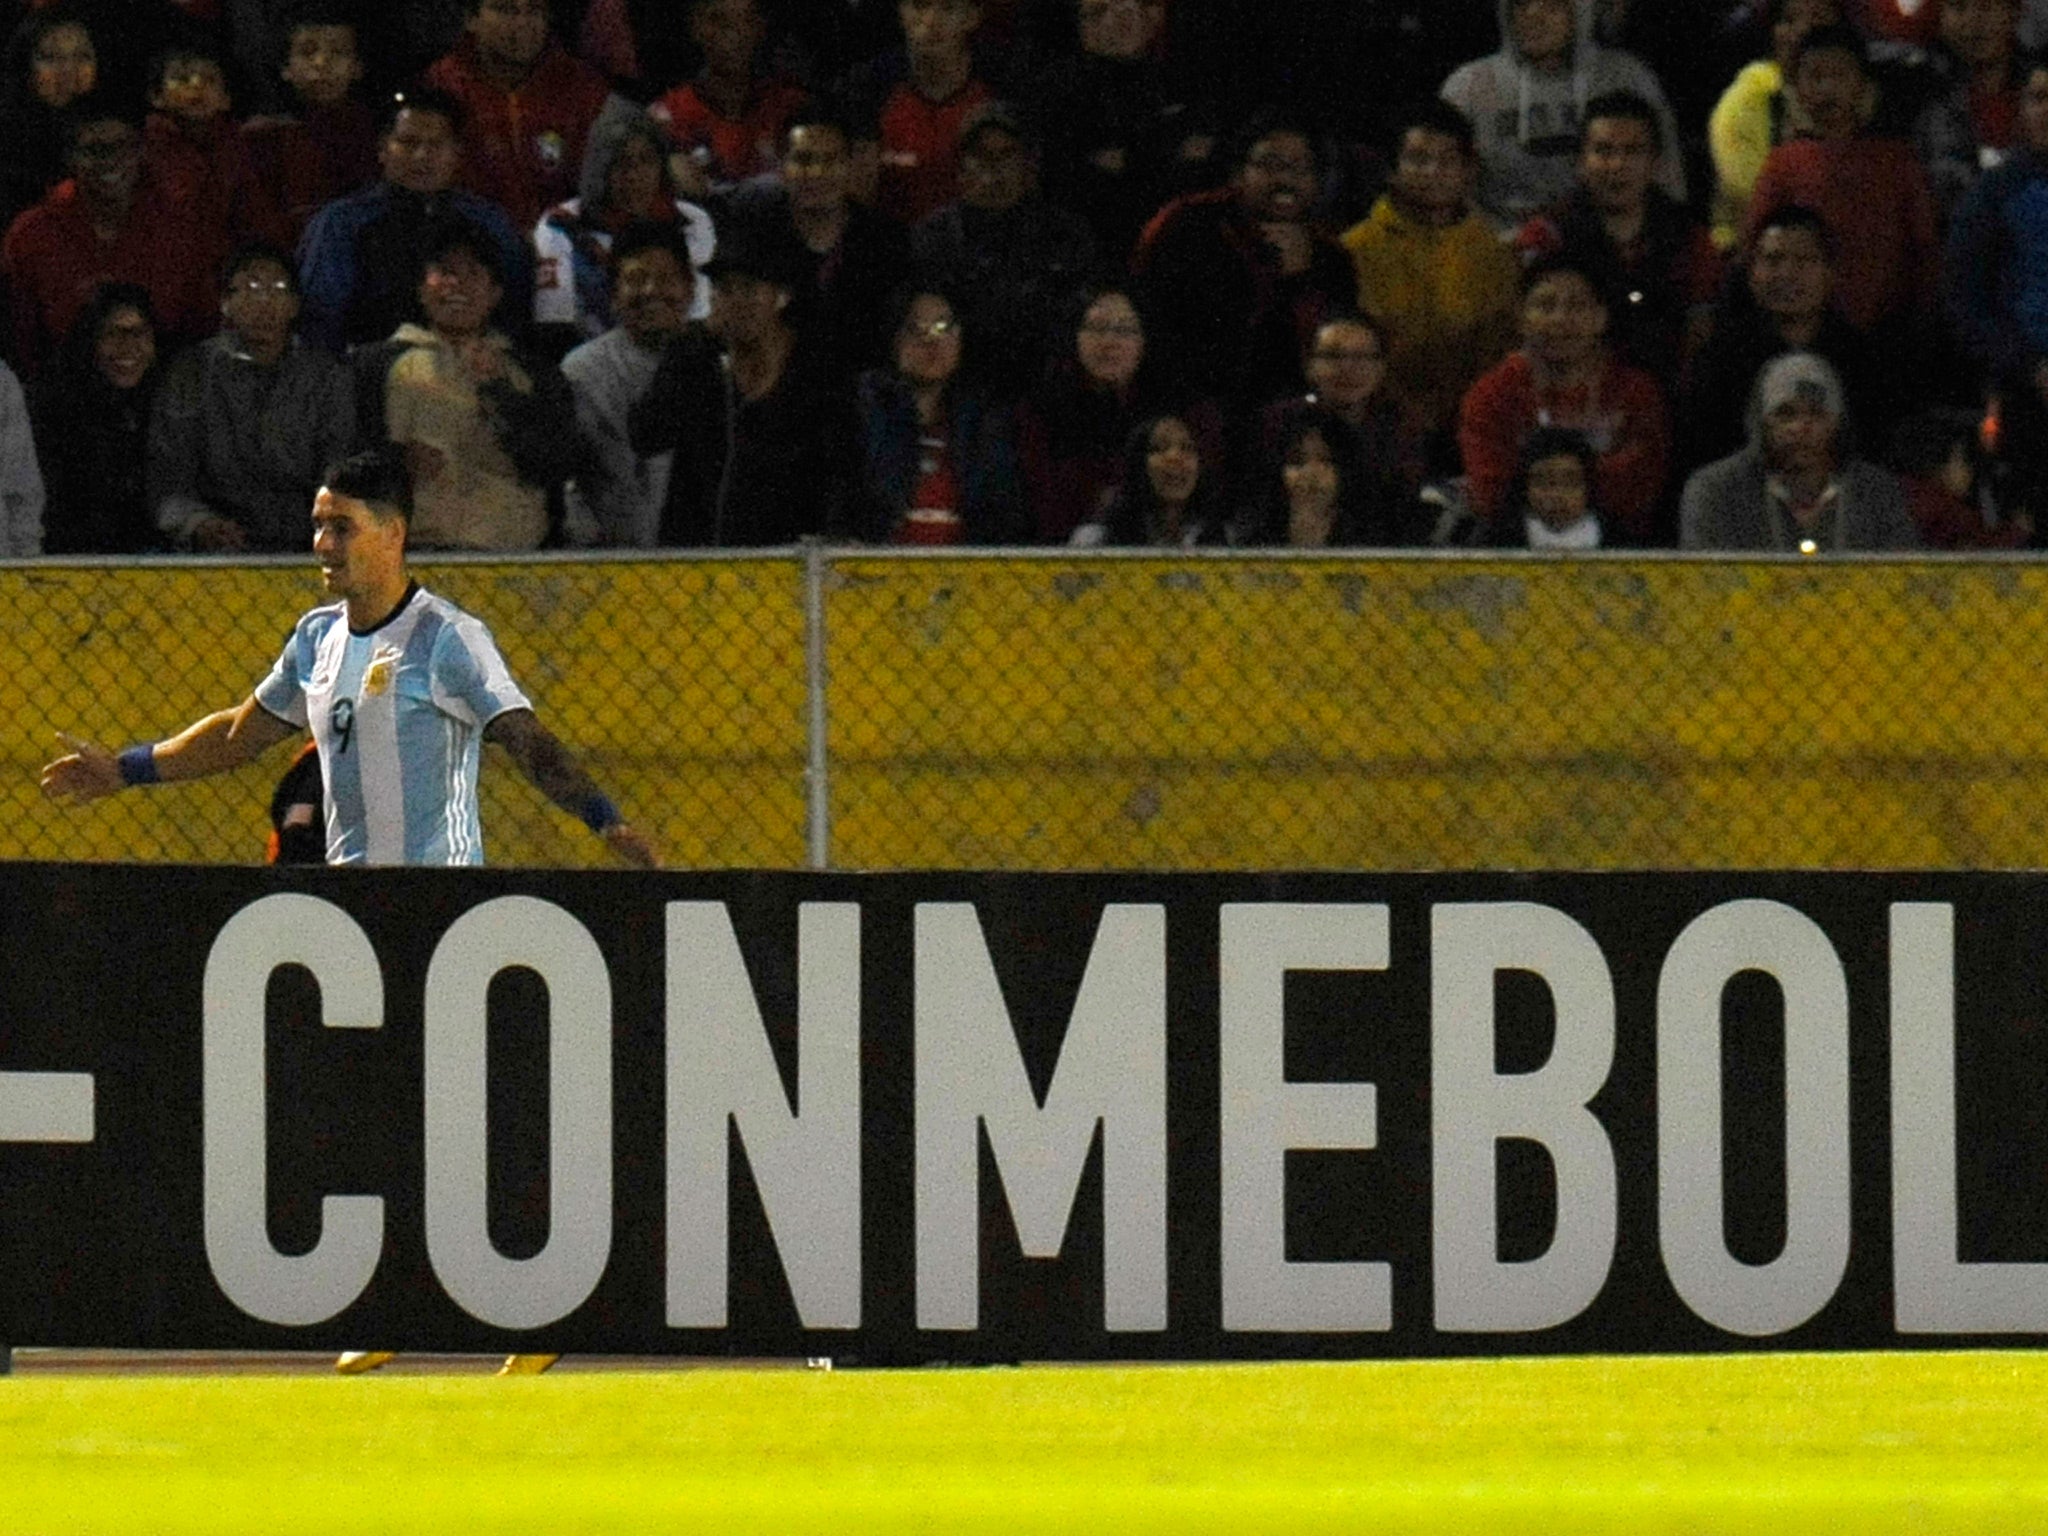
[{"xmin": 2, "ymin": 0, "xmax": 2046, "ymax": 559}]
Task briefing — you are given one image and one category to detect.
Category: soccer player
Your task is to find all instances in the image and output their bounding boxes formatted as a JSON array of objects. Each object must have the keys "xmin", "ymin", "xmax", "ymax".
[{"xmin": 39, "ymin": 444, "xmax": 657, "ymax": 1373}]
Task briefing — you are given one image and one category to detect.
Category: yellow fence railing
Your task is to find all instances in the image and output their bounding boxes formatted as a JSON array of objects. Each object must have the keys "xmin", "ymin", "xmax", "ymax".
[{"xmin": 6, "ymin": 551, "xmax": 2045, "ymax": 870}]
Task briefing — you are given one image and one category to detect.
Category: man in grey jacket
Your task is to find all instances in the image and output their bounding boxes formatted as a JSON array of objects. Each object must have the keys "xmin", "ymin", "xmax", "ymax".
[
  {"xmin": 1679, "ymin": 351, "xmax": 1918, "ymax": 553},
  {"xmin": 149, "ymin": 243, "xmax": 356, "ymax": 550}
]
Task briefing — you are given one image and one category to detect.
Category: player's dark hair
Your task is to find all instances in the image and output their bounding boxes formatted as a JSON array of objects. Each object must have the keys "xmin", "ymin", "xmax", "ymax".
[
  {"xmin": 1580, "ymin": 90, "xmax": 1662, "ymax": 154},
  {"xmin": 323, "ymin": 446, "xmax": 414, "ymax": 523},
  {"xmin": 377, "ymin": 84, "xmax": 463, "ymax": 139}
]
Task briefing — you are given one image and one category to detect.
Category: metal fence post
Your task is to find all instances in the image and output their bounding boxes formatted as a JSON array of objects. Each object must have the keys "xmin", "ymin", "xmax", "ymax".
[{"xmin": 804, "ymin": 542, "xmax": 832, "ymax": 872}]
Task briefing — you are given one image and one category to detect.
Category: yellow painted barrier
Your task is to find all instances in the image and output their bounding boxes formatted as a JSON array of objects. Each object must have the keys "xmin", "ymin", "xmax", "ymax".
[{"xmin": 5, "ymin": 553, "xmax": 2043, "ymax": 870}]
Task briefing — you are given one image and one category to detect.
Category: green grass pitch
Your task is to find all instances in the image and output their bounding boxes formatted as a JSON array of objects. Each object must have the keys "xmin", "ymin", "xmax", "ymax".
[{"xmin": 5, "ymin": 1352, "xmax": 2047, "ymax": 1533}]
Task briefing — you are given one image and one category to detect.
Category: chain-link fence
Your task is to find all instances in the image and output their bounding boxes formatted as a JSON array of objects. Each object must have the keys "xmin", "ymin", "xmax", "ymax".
[{"xmin": 6, "ymin": 549, "xmax": 2046, "ymax": 870}]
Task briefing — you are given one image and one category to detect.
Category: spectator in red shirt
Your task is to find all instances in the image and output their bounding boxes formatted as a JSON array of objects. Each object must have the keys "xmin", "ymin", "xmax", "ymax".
[
  {"xmin": 424, "ymin": 0, "xmax": 627, "ymax": 230},
  {"xmin": 3, "ymin": 92, "xmax": 224, "ymax": 377},
  {"xmin": 841, "ymin": 0, "xmax": 996, "ymax": 227},
  {"xmin": 1458, "ymin": 252, "xmax": 1670, "ymax": 542},
  {"xmin": 1514, "ymin": 91, "xmax": 1721, "ymax": 382},
  {"xmin": 141, "ymin": 38, "xmax": 290, "ymax": 248},
  {"xmin": 241, "ymin": 11, "xmax": 381, "ymax": 243},
  {"xmin": 649, "ymin": 0, "xmax": 807, "ymax": 200},
  {"xmin": 1745, "ymin": 25, "xmax": 1941, "ymax": 337}
]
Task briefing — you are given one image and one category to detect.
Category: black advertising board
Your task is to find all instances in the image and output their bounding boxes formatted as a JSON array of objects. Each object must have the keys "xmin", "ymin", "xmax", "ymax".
[{"xmin": 4, "ymin": 864, "xmax": 2048, "ymax": 1362}]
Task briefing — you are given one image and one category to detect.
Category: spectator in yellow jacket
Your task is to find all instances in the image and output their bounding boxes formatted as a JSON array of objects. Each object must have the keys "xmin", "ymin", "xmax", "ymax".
[{"xmin": 1340, "ymin": 100, "xmax": 1520, "ymax": 468}]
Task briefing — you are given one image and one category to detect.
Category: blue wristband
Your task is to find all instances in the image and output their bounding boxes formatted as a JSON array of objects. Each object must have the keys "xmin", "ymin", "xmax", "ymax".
[
  {"xmin": 117, "ymin": 744, "xmax": 160, "ymax": 787},
  {"xmin": 577, "ymin": 793, "xmax": 620, "ymax": 834}
]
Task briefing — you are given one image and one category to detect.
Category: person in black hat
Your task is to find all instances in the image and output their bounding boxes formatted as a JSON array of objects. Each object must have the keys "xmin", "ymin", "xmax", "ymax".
[{"xmin": 627, "ymin": 214, "xmax": 857, "ymax": 545}]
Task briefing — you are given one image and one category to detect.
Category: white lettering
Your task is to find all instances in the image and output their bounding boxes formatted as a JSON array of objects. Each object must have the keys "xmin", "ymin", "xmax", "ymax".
[
  {"xmin": 1432, "ymin": 903, "xmax": 1617, "ymax": 1332},
  {"xmin": 202, "ymin": 894, "xmax": 383, "ymax": 1327},
  {"xmin": 914, "ymin": 903, "xmax": 1167, "ymax": 1331},
  {"xmin": 1892, "ymin": 902, "xmax": 2048, "ymax": 1330},
  {"xmin": 1220, "ymin": 903, "xmax": 1389, "ymax": 1332},
  {"xmin": 424, "ymin": 897, "xmax": 612, "ymax": 1330},
  {"xmin": 1659, "ymin": 900, "xmax": 1849, "ymax": 1336},
  {"xmin": 667, "ymin": 902, "xmax": 861, "ymax": 1329}
]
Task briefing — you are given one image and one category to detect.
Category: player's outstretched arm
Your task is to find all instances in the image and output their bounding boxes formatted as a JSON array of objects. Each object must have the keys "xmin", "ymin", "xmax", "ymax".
[
  {"xmin": 40, "ymin": 698, "xmax": 297, "ymax": 805},
  {"xmin": 484, "ymin": 708, "xmax": 660, "ymax": 868}
]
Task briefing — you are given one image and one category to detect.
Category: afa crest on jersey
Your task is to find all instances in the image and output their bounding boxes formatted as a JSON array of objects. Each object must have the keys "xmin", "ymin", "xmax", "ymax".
[{"xmin": 536, "ymin": 130, "xmax": 566, "ymax": 169}]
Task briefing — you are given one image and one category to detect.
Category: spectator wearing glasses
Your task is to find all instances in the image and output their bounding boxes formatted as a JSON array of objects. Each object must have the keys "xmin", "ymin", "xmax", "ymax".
[{"xmin": 855, "ymin": 287, "xmax": 1027, "ymax": 545}]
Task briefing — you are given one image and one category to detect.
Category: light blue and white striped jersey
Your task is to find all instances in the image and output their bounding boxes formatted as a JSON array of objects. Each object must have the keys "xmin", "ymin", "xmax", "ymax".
[{"xmin": 254, "ymin": 584, "xmax": 531, "ymax": 865}]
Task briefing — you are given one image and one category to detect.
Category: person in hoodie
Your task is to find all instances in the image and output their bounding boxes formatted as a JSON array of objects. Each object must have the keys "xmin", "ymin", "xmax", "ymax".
[
  {"xmin": 423, "ymin": 0, "xmax": 632, "ymax": 232},
  {"xmin": 1946, "ymin": 50, "xmax": 2048, "ymax": 509},
  {"xmin": 1341, "ymin": 99, "xmax": 1521, "ymax": 468},
  {"xmin": 295, "ymin": 87, "xmax": 532, "ymax": 353},
  {"xmin": 1439, "ymin": 0, "xmax": 1685, "ymax": 231},
  {"xmin": 1679, "ymin": 350, "xmax": 1917, "ymax": 551},
  {"xmin": 532, "ymin": 114, "xmax": 715, "ymax": 342}
]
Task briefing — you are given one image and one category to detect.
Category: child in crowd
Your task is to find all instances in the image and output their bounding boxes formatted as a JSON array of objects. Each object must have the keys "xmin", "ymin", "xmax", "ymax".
[
  {"xmin": 242, "ymin": 10, "xmax": 380, "ymax": 243},
  {"xmin": 1494, "ymin": 424, "xmax": 1604, "ymax": 548},
  {"xmin": 143, "ymin": 38, "xmax": 289, "ymax": 246}
]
